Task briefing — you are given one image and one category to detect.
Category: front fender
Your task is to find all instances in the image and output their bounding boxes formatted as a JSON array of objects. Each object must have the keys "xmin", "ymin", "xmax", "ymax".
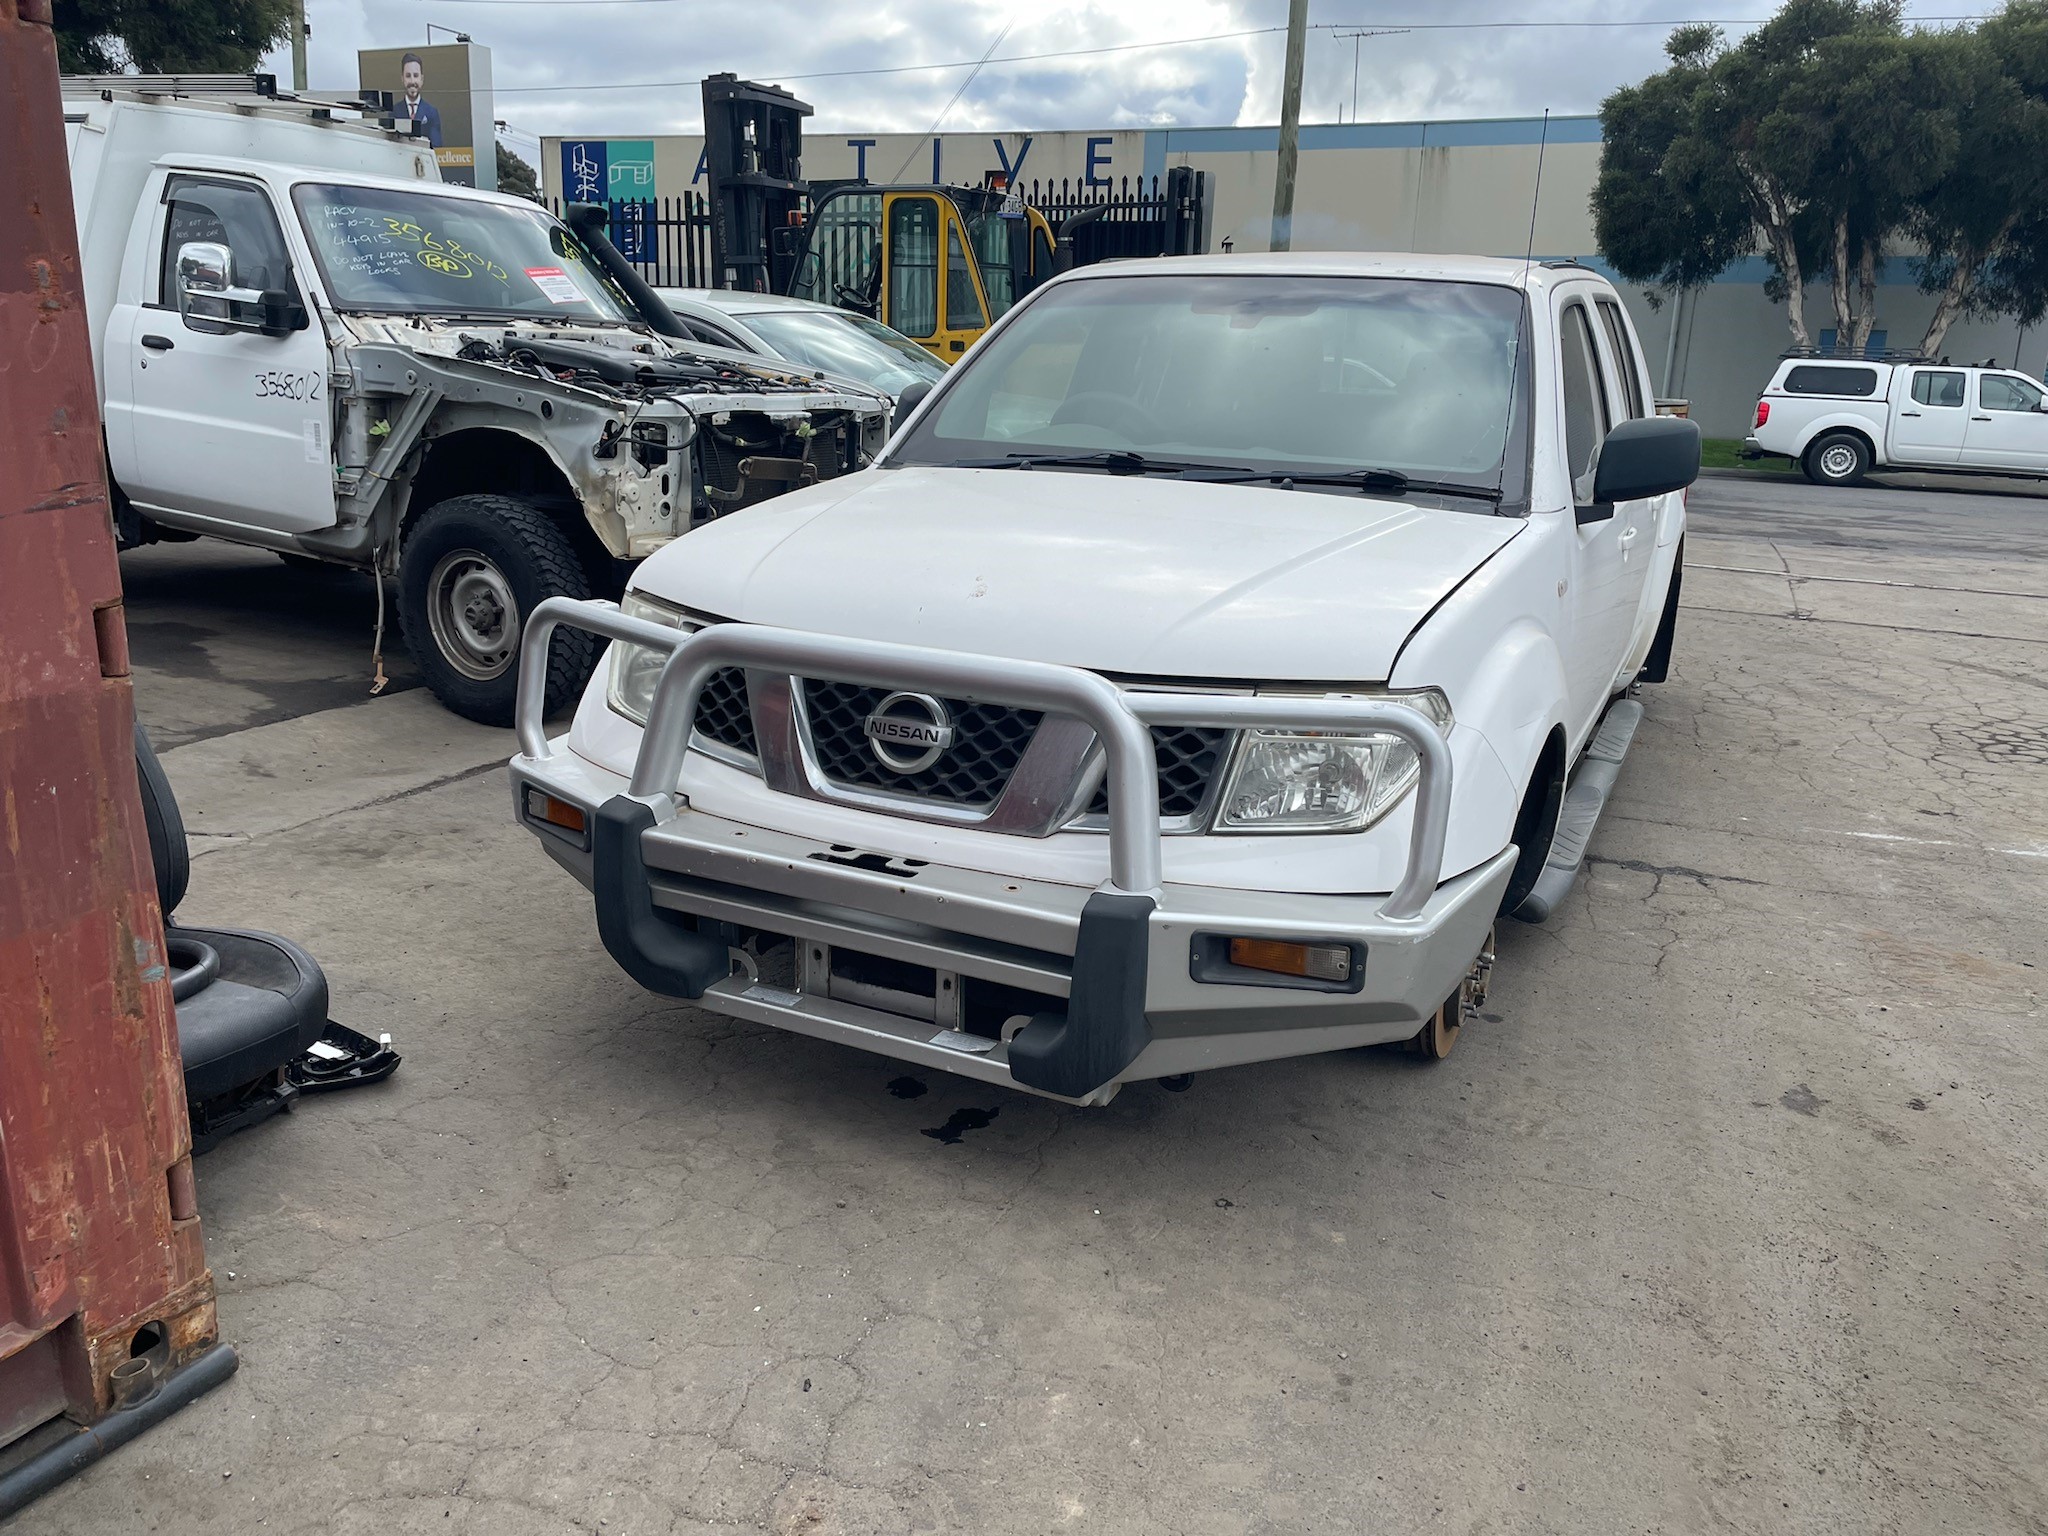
[
  {"xmin": 1435, "ymin": 618, "xmax": 1569, "ymax": 842},
  {"xmin": 1392, "ymin": 528, "xmax": 1570, "ymax": 864}
]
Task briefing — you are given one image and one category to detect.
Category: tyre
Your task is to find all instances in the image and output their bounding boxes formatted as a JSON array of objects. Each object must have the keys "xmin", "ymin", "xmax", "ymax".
[
  {"xmin": 1637, "ymin": 541, "xmax": 1683, "ymax": 685},
  {"xmin": 398, "ymin": 494, "xmax": 595, "ymax": 726},
  {"xmin": 1500, "ymin": 736, "xmax": 1564, "ymax": 919},
  {"xmin": 1802, "ymin": 432, "xmax": 1869, "ymax": 487}
]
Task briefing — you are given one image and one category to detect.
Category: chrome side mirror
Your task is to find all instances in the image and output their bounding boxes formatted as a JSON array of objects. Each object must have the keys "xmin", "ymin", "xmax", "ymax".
[
  {"xmin": 177, "ymin": 241, "xmax": 303, "ymax": 334},
  {"xmin": 178, "ymin": 240, "xmax": 235, "ymax": 297}
]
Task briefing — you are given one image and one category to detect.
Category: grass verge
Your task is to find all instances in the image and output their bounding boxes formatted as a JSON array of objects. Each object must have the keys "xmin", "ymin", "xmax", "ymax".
[{"xmin": 1700, "ymin": 436, "xmax": 1800, "ymax": 475}]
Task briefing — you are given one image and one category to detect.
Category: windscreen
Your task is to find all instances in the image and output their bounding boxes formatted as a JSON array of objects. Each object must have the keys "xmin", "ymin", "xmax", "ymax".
[
  {"xmin": 890, "ymin": 272, "xmax": 1530, "ymax": 496},
  {"xmin": 293, "ymin": 183, "xmax": 637, "ymax": 323},
  {"xmin": 743, "ymin": 309, "xmax": 945, "ymax": 394}
]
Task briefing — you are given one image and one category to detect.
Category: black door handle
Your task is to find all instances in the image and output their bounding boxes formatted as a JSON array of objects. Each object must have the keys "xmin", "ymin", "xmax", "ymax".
[
  {"xmin": 1971, "ymin": 413, "xmax": 1992, "ymax": 421},
  {"xmin": 140, "ymin": 334, "xmax": 174, "ymax": 351}
]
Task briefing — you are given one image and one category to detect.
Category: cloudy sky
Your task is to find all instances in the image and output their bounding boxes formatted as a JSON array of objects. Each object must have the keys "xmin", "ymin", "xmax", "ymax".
[{"xmin": 266, "ymin": 0, "xmax": 1993, "ymax": 158}]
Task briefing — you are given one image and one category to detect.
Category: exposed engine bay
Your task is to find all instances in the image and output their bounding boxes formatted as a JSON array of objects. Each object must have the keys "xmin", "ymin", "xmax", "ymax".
[{"xmin": 334, "ymin": 315, "xmax": 894, "ymax": 560}]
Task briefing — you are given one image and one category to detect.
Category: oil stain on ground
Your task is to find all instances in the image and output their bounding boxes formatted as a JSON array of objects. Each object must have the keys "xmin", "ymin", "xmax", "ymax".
[
  {"xmin": 887, "ymin": 1077, "xmax": 928, "ymax": 1099},
  {"xmin": 922, "ymin": 1107, "xmax": 1000, "ymax": 1144}
]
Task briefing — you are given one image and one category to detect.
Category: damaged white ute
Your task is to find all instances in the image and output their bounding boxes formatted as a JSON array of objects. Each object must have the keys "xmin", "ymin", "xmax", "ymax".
[{"xmin": 510, "ymin": 253, "xmax": 1698, "ymax": 1103}]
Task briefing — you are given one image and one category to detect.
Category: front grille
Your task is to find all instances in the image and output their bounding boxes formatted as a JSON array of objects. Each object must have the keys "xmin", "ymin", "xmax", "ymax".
[
  {"xmin": 687, "ymin": 671, "xmax": 1231, "ymax": 822},
  {"xmin": 694, "ymin": 667, "xmax": 756, "ymax": 754},
  {"xmin": 804, "ymin": 681, "xmax": 1041, "ymax": 807},
  {"xmin": 1087, "ymin": 725, "xmax": 1231, "ymax": 819}
]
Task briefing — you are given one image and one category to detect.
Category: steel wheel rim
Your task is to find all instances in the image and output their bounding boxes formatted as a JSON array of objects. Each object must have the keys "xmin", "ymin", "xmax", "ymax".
[
  {"xmin": 1820, "ymin": 443, "xmax": 1857, "ymax": 479},
  {"xmin": 427, "ymin": 549, "xmax": 519, "ymax": 681}
]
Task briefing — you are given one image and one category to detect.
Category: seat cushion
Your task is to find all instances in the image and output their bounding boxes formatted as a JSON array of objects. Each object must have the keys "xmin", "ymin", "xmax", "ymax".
[
  {"xmin": 173, "ymin": 925, "xmax": 330, "ymax": 1100},
  {"xmin": 134, "ymin": 722, "xmax": 190, "ymax": 917}
]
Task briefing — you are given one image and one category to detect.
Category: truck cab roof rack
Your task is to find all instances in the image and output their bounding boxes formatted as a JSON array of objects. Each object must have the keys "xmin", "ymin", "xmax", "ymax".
[
  {"xmin": 1778, "ymin": 345, "xmax": 1931, "ymax": 363},
  {"xmin": 61, "ymin": 72, "xmax": 406, "ymax": 120},
  {"xmin": 64, "ymin": 72, "xmax": 279, "ymax": 97}
]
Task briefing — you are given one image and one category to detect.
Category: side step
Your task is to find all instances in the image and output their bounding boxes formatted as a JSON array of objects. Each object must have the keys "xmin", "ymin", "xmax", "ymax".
[{"xmin": 1513, "ymin": 699, "xmax": 1643, "ymax": 923}]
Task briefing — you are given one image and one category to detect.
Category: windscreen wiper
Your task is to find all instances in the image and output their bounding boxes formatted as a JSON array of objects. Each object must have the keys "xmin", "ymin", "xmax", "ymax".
[
  {"xmin": 945, "ymin": 451, "xmax": 1252, "ymax": 477},
  {"xmin": 1188, "ymin": 465, "xmax": 1505, "ymax": 504}
]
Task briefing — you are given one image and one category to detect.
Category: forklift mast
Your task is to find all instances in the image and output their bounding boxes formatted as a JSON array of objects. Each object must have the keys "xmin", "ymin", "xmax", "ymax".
[
  {"xmin": 699, "ymin": 77, "xmax": 1211, "ymax": 363},
  {"xmin": 700, "ymin": 73, "xmax": 810, "ymax": 294}
]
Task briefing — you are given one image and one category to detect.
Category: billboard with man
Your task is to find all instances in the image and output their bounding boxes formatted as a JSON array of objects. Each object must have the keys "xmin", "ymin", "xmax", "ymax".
[{"xmin": 358, "ymin": 42, "xmax": 495, "ymax": 189}]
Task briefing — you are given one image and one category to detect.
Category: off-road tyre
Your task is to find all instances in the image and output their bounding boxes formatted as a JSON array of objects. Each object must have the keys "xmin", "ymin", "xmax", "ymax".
[
  {"xmin": 1802, "ymin": 431, "xmax": 1869, "ymax": 487},
  {"xmin": 398, "ymin": 494, "xmax": 595, "ymax": 726}
]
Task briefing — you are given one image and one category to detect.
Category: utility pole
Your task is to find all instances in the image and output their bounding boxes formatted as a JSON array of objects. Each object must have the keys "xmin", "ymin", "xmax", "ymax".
[
  {"xmin": 1270, "ymin": 0, "xmax": 1309, "ymax": 252},
  {"xmin": 290, "ymin": 0, "xmax": 307, "ymax": 91},
  {"xmin": 1334, "ymin": 28, "xmax": 1409, "ymax": 124}
]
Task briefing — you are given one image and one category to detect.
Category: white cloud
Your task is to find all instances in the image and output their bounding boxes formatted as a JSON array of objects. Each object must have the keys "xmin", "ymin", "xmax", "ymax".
[{"xmin": 264, "ymin": 0, "xmax": 1973, "ymax": 147}]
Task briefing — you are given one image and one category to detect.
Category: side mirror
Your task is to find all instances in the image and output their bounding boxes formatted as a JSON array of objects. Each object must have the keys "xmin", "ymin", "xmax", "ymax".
[
  {"xmin": 893, "ymin": 378, "xmax": 935, "ymax": 422},
  {"xmin": 177, "ymin": 240, "xmax": 235, "ymax": 297},
  {"xmin": 1586, "ymin": 416, "xmax": 1701, "ymax": 519},
  {"xmin": 178, "ymin": 241, "xmax": 303, "ymax": 335}
]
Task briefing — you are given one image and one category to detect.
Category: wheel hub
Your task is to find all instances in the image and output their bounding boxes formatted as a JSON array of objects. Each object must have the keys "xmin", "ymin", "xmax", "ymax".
[
  {"xmin": 1461, "ymin": 925, "xmax": 1497, "ymax": 1018},
  {"xmin": 426, "ymin": 550, "xmax": 519, "ymax": 681},
  {"xmin": 1821, "ymin": 444, "xmax": 1857, "ymax": 477}
]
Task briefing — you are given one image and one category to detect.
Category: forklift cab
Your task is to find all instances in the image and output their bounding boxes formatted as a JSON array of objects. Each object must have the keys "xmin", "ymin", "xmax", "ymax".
[{"xmin": 789, "ymin": 185, "xmax": 1057, "ymax": 363}]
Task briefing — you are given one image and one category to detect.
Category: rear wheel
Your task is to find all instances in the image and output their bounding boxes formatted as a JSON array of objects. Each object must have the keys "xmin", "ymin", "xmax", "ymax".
[
  {"xmin": 1802, "ymin": 432, "xmax": 1869, "ymax": 487},
  {"xmin": 398, "ymin": 494, "xmax": 595, "ymax": 726}
]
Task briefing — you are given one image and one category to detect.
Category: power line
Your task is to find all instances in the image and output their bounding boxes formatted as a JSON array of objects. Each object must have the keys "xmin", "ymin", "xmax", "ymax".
[
  {"xmin": 889, "ymin": 12, "xmax": 1017, "ymax": 180},
  {"xmin": 479, "ymin": 14, "xmax": 2002, "ymax": 96},
  {"xmin": 489, "ymin": 27, "xmax": 1282, "ymax": 91}
]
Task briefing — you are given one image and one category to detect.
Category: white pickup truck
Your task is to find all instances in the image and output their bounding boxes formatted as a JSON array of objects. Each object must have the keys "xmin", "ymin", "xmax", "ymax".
[
  {"xmin": 510, "ymin": 253, "xmax": 1699, "ymax": 1103},
  {"xmin": 1745, "ymin": 354, "xmax": 2048, "ymax": 486},
  {"xmin": 64, "ymin": 79, "xmax": 889, "ymax": 722}
]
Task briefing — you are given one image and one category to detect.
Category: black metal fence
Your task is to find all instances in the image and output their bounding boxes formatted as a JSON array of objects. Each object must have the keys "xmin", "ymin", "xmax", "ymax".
[
  {"xmin": 548, "ymin": 193, "xmax": 714, "ymax": 290},
  {"xmin": 1016, "ymin": 170, "xmax": 1210, "ymax": 264},
  {"xmin": 551, "ymin": 169, "xmax": 1207, "ymax": 293}
]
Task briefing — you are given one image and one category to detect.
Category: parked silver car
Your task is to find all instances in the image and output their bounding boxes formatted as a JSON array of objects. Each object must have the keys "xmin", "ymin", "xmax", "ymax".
[{"xmin": 654, "ymin": 288, "xmax": 944, "ymax": 404}]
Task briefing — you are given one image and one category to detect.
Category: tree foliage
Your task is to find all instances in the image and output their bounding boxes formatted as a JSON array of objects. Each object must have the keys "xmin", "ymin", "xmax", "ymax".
[
  {"xmin": 55, "ymin": 0, "xmax": 294, "ymax": 75},
  {"xmin": 1910, "ymin": 2, "xmax": 2048, "ymax": 352},
  {"xmin": 1594, "ymin": 0, "xmax": 2048, "ymax": 354},
  {"xmin": 496, "ymin": 142, "xmax": 542, "ymax": 202}
]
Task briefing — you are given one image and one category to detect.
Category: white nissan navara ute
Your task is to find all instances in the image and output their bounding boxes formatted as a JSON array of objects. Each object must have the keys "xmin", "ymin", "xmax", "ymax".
[{"xmin": 510, "ymin": 253, "xmax": 1698, "ymax": 1104}]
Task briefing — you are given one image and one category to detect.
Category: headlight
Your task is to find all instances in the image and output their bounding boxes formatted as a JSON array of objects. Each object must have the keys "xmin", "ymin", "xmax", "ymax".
[
  {"xmin": 1214, "ymin": 689, "xmax": 1452, "ymax": 834},
  {"xmin": 605, "ymin": 589, "xmax": 692, "ymax": 725}
]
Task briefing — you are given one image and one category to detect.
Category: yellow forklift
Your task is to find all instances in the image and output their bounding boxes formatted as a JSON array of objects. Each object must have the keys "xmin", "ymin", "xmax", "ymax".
[{"xmin": 699, "ymin": 75, "xmax": 1208, "ymax": 363}]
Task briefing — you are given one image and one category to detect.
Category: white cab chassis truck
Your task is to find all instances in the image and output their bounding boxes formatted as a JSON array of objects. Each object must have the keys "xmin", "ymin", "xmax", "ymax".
[
  {"xmin": 511, "ymin": 254, "xmax": 1699, "ymax": 1103},
  {"xmin": 1744, "ymin": 353, "xmax": 2048, "ymax": 486},
  {"xmin": 65, "ymin": 80, "xmax": 890, "ymax": 722}
]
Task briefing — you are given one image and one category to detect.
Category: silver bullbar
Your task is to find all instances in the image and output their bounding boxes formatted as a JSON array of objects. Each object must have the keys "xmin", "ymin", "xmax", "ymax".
[
  {"xmin": 515, "ymin": 598, "xmax": 1454, "ymax": 920},
  {"xmin": 512, "ymin": 597, "xmax": 1497, "ymax": 1102}
]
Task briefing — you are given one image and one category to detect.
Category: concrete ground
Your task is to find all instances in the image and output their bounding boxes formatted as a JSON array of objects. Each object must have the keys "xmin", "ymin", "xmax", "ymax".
[{"xmin": 15, "ymin": 476, "xmax": 2046, "ymax": 1535}]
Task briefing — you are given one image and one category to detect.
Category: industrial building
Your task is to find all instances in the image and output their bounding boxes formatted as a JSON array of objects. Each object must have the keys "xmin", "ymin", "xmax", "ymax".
[{"xmin": 543, "ymin": 114, "xmax": 2036, "ymax": 439}]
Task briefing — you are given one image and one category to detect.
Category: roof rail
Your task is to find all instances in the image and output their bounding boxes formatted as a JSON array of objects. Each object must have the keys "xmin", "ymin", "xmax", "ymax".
[
  {"xmin": 1539, "ymin": 258, "xmax": 1597, "ymax": 273},
  {"xmin": 62, "ymin": 73, "xmax": 421, "ymax": 134},
  {"xmin": 63, "ymin": 72, "xmax": 279, "ymax": 97},
  {"xmin": 1778, "ymin": 345, "xmax": 1930, "ymax": 364}
]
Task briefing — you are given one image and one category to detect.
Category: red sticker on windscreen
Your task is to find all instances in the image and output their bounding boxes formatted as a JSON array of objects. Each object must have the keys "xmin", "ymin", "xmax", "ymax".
[{"xmin": 525, "ymin": 266, "xmax": 582, "ymax": 304}]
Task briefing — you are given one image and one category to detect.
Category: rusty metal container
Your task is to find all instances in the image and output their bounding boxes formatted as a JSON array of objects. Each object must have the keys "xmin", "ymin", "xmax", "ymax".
[{"xmin": 0, "ymin": 0, "xmax": 236, "ymax": 1515}]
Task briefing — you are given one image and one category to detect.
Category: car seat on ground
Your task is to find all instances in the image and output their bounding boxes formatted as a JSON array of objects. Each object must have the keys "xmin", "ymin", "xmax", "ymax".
[{"xmin": 135, "ymin": 722, "xmax": 391, "ymax": 1151}]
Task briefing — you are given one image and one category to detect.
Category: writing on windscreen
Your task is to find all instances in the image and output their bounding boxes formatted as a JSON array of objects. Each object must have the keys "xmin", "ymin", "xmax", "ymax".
[{"xmin": 310, "ymin": 203, "xmax": 512, "ymax": 292}]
